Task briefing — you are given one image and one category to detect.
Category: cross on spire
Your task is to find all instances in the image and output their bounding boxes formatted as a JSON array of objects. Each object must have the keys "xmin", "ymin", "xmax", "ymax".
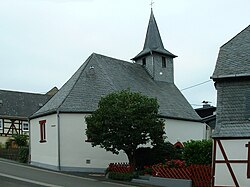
[{"xmin": 150, "ymin": 0, "xmax": 154, "ymax": 9}]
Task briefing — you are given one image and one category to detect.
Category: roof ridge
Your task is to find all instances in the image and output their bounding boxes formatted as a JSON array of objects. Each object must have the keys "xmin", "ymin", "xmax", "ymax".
[
  {"xmin": 93, "ymin": 54, "xmax": 118, "ymax": 91},
  {"xmin": 212, "ymin": 24, "xmax": 250, "ymax": 79},
  {"xmin": 0, "ymin": 89, "xmax": 47, "ymax": 96},
  {"xmin": 57, "ymin": 53, "xmax": 95, "ymax": 111},
  {"xmin": 93, "ymin": 52, "xmax": 133, "ymax": 65},
  {"xmin": 220, "ymin": 24, "xmax": 250, "ymax": 49}
]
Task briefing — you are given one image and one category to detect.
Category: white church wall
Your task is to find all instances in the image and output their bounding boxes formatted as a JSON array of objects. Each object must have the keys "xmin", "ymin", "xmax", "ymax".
[
  {"xmin": 59, "ymin": 113, "xmax": 128, "ymax": 172},
  {"xmin": 164, "ymin": 118, "xmax": 206, "ymax": 143},
  {"xmin": 29, "ymin": 113, "xmax": 206, "ymax": 172},
  {"xmin": 214, "ymin": 139, "xmax": 250, "ymax": 187},
  {"xmin": 30, "ymin": 114, "xmax": 59, "ymax": 170}
]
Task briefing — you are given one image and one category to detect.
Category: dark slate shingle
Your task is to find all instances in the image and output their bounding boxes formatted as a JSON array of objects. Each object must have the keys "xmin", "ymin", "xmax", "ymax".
[
  {"xmin": 132, "ymin": 9, "xmax": 176, "ymax": 61},
  {"xmin": 0, "ymin": 90, "xmax": 51, "ymax": 119},
  {"xmin": 212, "ymin": 25, "xmax": 250, "ymax": 138},
  {"xmin": 212, "ymin": 25, "xmax": 250, "ymax": 79},
  {"xmin": 32, "ymin": 53, "xmax": 200, "ymax": 121}
]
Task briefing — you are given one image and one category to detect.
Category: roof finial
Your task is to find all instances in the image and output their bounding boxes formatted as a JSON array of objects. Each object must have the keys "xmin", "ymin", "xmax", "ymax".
[{"xmin": 150, "ymin": 0, "xmax": 154, "ymax": 9}]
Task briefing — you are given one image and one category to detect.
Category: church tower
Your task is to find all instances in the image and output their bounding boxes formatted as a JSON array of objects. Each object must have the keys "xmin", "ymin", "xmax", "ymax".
[{"xmin": 132, "ymin": 9, "xmax": 177, "ymax": 83}]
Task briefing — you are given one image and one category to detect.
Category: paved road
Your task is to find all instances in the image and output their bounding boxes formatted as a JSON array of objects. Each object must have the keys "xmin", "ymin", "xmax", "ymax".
[
  {"xmin": 0, "ymin": 159, "xmax": 138, "ymax": 187},
  {"xmin": 0, "ymin": 175, "xmax": 43, "ymax": 187}
]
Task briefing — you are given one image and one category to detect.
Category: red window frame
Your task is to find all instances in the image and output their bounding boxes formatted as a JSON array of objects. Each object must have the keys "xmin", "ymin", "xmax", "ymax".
[{"xmin": 39, "ymin": 120, "xmax": 46, "ymax": 143}]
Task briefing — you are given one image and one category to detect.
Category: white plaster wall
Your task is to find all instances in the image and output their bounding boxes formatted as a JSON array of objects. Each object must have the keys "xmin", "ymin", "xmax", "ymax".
[
  {"xmin": 216, "ymin": 139, "xmax": 248, "ymax": 160},
  {"xmin": 30, "ymin": 114, "xmax": 59, "ymax": 168},
  {"xmin": 59, "ymin": 113, "xmax": 128, "ymax": 171},
  {"xmin": 164, "ymin": 119, "xmax": 206, "ymax": 143},
  {"xmin": 214, "ymin": 139, "xmax": 250, "ymax": 187}
]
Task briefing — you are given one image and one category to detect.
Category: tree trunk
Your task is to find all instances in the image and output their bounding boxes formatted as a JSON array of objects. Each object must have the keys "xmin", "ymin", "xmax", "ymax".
[{"xmin": 126, "ymin": 150, "xmax": 136, "ymax": 171}]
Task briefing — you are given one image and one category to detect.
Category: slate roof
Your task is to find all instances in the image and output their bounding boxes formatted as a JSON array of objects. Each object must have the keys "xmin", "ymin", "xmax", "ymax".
[
  {"xmin": 195, "ymin": 105, "xmax": 216, "ymax": 129},
  {"xmin": 132, "ymin": 9, "xmax": 176, "ymax": 61},
  {"xmin": 0, "ymin": 90, "xmax": 51, "ymax": 120},
  {"xmin": 31, "ymin": 53, "xmax": 200, "ymax": 121},
  {"xmin": 202, "ymin": 115, "xmax": 216, "ymax": 129},
  {"xmin": 195, "ymin": 105, "xmax": 216, "ymax": 118},
  {"xmin": 212, "ymin": 25, "xmax": 250, "ymax": 79},
  {"xmin": 214, "ymin": 122, "xmax": 250, "ymax": 138},
  {"xmin": 212, "ymin": 25, "xmax": 250, "ymax": 138}
]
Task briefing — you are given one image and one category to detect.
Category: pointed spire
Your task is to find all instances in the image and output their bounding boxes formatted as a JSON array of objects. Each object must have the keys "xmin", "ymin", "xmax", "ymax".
[
  {"xmin": 143, "ymin": 9, "xmax": 164, "ymax": 50},
  {"xmin": 132, "ymin": 9, "xmax": 176, "ymax": 61}
]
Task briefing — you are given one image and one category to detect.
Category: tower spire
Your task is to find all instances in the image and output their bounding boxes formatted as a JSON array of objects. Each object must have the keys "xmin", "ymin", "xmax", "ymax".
[
  {"xmin": 131, "ymin": 7, "xmax": 177, "ymax": 83},
  {"xmin": 132, "ymin": 9, "xmax": 176, "ymax": 61},
  {"xmin": 143, "ymin": 8, "xmax": 164, "ymax": 50}
]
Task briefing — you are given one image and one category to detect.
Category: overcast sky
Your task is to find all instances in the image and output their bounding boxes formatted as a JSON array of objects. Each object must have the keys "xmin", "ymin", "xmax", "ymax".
[{"xmin": 0, "ymin": 0, "xmax": 250, "ymax": 108}]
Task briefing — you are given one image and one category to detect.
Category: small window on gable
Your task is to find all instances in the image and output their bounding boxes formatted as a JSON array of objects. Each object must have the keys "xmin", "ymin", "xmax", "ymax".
[
  {"xmin": 142, "ymin": 58, "xmax": 146, "ymax": 66},
  {"xmin": 39, "ymin": 120, "xmax": 46, "ymax": 143},
  {"xmin": 162, "ymin": 57, "xmax": 166, "ymax": 68},
  {"xmin": 22, "ymin": 121, "xmax": 29, "ymax": 131},
  {"xmin": 0, "ymin": 119, "xmax": 3, "ymax": 129}
]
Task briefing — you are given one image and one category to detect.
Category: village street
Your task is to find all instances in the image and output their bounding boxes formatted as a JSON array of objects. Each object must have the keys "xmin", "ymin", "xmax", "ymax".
[{"xmin": 0, "ymin": 159, "xmax": 139, "ymax": 187}]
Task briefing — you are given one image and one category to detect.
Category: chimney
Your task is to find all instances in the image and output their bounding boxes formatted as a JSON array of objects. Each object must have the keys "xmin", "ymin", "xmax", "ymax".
[{"xmin": 202, "ymin": 101, "xmax": 211, "ymax": 108}]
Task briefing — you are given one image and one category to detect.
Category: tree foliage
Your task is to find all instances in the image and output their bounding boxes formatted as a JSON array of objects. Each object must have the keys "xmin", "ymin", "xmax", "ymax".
[
  {"xmin": 182, "ymin": 139, "xmax": 212, "ymax": 165},
  {"xmin": 85, "ymin": 90, "xmax": 165, "ymax": 168},
  {"xmin": 13, "ymin": 134, "xmax": 28, "ymax": 147}
]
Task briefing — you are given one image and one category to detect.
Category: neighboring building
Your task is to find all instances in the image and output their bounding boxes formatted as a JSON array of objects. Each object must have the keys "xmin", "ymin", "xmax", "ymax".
[
  {"xmin": 211, "ymin": 25, "xmax": 250, "ymax": 187},
  {"xmin": 30, "ymin": 9, "xmax": 206, "ymax": 172},
  {"xmin": 195, "ymin": 102, "xmax": 216, "ymax": 139},
  {"xmin": 0, "ymin": 88, "xmax": 57, "ymax": 144}
]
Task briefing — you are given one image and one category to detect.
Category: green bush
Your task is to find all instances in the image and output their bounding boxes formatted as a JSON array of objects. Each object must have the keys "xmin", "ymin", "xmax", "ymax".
[
  {"xmin": 0, "ymin": 142, "xmax": 4, "ymax": 149},
  {"xmin": 183, "ymin": 140, "xmax": 212, "ymax": 165},
  {"xmin": 108, "ymin": 172, "xmax": 133, "ymax": 181},
  {"xmin": 13, "ymin": 134, "xmax": 28, "ymax": 147},
  {"xmin": 18, "ymin": 147, "xmax": 29, "ymax": 163},
  {"xmin": 152, "ymin": 141, "xmax": 178, "ymax": 161}
]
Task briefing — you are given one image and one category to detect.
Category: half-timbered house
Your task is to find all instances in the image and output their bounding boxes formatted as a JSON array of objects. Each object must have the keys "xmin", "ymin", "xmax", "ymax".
[
  {"xmin": 29, "ymin": 9, "xmax": 206, "ymax": 172},
  {"xmin": 211, "ymin": 25, "xmax": 250, "ymax": 187},
  {"xmin": 0, "ymin": 88, "xmax": 56, "ymax": 144}
]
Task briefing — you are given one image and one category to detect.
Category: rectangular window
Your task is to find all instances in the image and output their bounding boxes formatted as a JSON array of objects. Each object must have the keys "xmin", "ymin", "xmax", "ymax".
[
  {"xmin": 162, "ymin": 57, "xmax": 166, "ymax": 68},
  {"xmin": 22, "ymin": 121, "xmax": 29, "ymax": 131},
  {"xmin": 39, "ymin": 120, "xmax": 46, "ymax": 143},
  {"xmin": 142, "ymin": 58, "xmax": 146, "ymax": 66},
  {"xmin": 0, "ymin": 119, "xmax": 3, "ymax": 129}
]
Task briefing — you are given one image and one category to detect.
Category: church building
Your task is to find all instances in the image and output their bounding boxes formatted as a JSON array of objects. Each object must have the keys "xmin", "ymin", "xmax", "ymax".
[{"xmin": 30, "ymin": 9, "xmax": 206, "ymax": 172}]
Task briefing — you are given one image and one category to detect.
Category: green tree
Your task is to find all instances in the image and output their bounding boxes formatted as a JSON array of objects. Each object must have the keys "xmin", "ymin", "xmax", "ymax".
[
  {"xmin": 183, "ymin": 139, "xmax": 212, "ymax": 165},
  {"xmin": 86, "ymin": 90, "xmax": 165, "ymax": 169}
]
